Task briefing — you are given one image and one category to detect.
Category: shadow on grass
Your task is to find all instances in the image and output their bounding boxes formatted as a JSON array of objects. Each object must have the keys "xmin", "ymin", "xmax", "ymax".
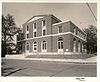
[{"xmin": 1, "ymin": 67, "xmax": 26, "ymax": 76}]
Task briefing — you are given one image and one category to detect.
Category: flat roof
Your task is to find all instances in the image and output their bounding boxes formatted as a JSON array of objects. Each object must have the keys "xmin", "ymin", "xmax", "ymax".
[{"xmin": 52, "ymin": 20, "xmax": 70, "ymax": 26}]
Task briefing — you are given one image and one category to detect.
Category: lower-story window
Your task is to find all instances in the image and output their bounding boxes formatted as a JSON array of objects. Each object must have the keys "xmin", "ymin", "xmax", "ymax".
[
  {"xmin": 58, "ymin": 38, "xmax": 63, "ymax": 49},
  {"xmin": 33, "ymin": 41, "xmax": 37, "ymax": 51},
  {"xmin": 42, "ymin": 40, "xmax": 46, "ymax": 50},
  {"xmin": 82, "ymin": 43, "xmax": 84, "ymax": 52},
  {"xmin": 26, "ymin": 34, "xmax": 29, "ymax": 39},
  {"xmin": 73, "ymin": 38, "xmax": 76, "ymax": 52},
  {"xmin": 26, "ymin": 42, "xmax": 29, "ymax": 50},
  {"xmin": 78, "ymin": 40, "xmax": 81, "ymax": 52}
]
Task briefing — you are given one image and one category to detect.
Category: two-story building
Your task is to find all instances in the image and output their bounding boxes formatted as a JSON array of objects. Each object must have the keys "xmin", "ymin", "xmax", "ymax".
[{"xmin": 17, "ymin": 14, "xmax": 87, "ymax": 56}]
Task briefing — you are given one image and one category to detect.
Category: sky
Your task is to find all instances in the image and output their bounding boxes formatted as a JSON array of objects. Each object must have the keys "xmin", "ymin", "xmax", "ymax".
[{"xmin": 2, "ymin": 3, "xmax": 97, "ymax": 29}]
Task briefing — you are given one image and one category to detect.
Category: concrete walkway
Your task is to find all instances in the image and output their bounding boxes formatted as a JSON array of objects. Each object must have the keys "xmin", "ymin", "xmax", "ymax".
[{"xmin": 4, "ymin": 54, "xmax": 97, "ymax": 64}]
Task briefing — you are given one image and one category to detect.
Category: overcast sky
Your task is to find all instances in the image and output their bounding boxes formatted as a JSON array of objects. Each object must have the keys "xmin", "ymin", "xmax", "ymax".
[{"xmin": 2, "ymin": 3, "xmax": 97, "ymax": 29}]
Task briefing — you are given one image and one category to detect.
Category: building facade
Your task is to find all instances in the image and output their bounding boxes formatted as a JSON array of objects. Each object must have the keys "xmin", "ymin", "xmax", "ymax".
[{"xmin": 17, "ymin": 14, "xmax": 87, "ymax": 56}]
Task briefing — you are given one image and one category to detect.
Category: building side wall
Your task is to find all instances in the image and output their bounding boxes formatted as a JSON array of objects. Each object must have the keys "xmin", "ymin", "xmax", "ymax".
[
  {"xmin": 21, "ymin": 15, "xmax": 87, "ymax": 55},
  {"xmin": 70, "ymin": 21, "xmax": 86, "ymax": 40},
  {"xmin": 70, "ymin": 34, "xmax": 86, "ymax": 52},
  {"xmin": 52, "ymin": 22, "xmax": 70, "ymax": 34},
  {"xmin": 52, "ymin": 34, "xmax": 70, "ymax": 52},
  {"xmin": 23, "ymin": 15, "xmax": 52, "ymax": 39},
  {"xmin": 25, "ymin": 36, "xmax": 52, "ymax": 53}
]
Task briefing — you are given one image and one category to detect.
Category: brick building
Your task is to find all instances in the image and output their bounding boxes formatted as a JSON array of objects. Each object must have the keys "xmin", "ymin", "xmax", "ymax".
[{"xmin": 17, "ymin": 14, "xmax": 87, "ymax": 56}]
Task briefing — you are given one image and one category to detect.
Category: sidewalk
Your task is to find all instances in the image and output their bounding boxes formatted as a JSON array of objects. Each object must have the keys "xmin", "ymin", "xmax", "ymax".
[{"xmin": 4, "ymin": 55, "xmax": 97, "ymax": 64}]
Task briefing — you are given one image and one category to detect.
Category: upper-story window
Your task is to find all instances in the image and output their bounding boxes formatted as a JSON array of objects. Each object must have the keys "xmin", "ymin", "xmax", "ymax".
[
  {"xmin": 82, "ymin": 34, "xmax": 83, "ymax": 38},
  {"xmin": 26, "ymin": 25, "xmax": 29, "ymax": 39},
  {"xmin": 74, "ymin": 27, "xmax": 76, "ymax": 34},
  {"xmin": 43, "ymin": 29, "xmax": 46, "ymax": 36},
  {"xmin": 2, "ymin": 33, "xmax": 4, "ymax": 40},
  {"xmin": 79, "ymin": 32, "xmax": 81, "ymax": 37},
  {"xmin": 33, "ymin": 23, "xmax": 36, "ymax": 29},
  {"xmin": 33, "ymin": 23, "xmax": 37, "ymax": 38},
  {"xmin": 80, "ymin": 33, "xmax": 82, "ymax": 37},
  {"xmin": 26, "ymin": 34, "xmax": 29, "ymax": 38},
  {"xmin": 34, "ymin": 32, "xmax": 37, "ymax": 37},
  {"xmin": 58, "ymin": 26, "xmax": 62, "ymax": 33},
  {"xmin": 42, "ymin": 20, "xmax": 46, "ymax": 36},
  {"xmin": 42, "ymin": 20, "xmax": 46, "ymax": 26},
  {"xmin": 84, "ymin": 35, "xmax": 86, "ymax": 40},
  {"xmin": 77, "ymin": 31, "xmax": 79, "ymax": 36},
  {"xmin": 27, "ymin": 25, "xmax": 29, "ymax": 31}
]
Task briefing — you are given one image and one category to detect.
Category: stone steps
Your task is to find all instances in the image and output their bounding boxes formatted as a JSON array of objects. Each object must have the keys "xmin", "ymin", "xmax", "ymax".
[{"xmin": 26, "ymin": 54, "xmax": 95, "ymax": 59}]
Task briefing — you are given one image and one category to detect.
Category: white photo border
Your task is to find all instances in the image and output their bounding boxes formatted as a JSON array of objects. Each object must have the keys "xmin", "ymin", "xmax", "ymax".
[{"xmin": 0, "ymin": 0, "xmax": 99, "ymax": 82}]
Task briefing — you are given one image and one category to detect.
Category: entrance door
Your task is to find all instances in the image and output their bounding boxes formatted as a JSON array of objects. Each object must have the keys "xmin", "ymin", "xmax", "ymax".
[{"xmin": 58, "ymin": 38, "xmax": 63, "ymax": 53}]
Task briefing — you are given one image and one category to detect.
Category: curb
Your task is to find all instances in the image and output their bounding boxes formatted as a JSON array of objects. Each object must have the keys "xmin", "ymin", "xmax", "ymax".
[{"xmin": 2, "ymin": 58, "xmax": 97, "ymax": 65}]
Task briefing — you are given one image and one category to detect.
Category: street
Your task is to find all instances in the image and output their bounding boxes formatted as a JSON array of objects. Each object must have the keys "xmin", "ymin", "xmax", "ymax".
[{"xmin": 2, "ymin": 59, "xmax": 96, "ymax": 77}]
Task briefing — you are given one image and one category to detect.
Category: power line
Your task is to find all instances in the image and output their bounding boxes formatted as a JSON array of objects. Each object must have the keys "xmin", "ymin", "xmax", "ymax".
[{"xmin": 86, "ymin": 3, "xmax": 97, "ymax": 21}]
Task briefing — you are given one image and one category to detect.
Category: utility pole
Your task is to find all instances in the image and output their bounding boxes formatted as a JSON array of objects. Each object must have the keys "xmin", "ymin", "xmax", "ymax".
[{"xmin": 86, "ymin": 3, "xmax": 97, "ymax": 22}]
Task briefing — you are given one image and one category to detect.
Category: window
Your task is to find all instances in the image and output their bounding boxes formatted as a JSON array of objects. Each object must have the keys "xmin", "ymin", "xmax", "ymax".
[
  {"xmin": 26, "ymin": 42, "xmax": 29, "ymax": 50},
  {"xmin": 26, "ymin": 25, "xmax": 29, "ymax": 39},
  {"xmin": 73, "ymin": 38, "xmax": 76, "ymax": 52},
  {"xmin": 43, "ymin": 20, "xmax": 45, "ymax": 26},
  {"xmin": 82, "ymin": 43, "xmax": 84, "ymax": 52},
  {"xmin": 42, "ymin": 20, "xmax": 46, "ymax": 36},
  {"xmin": 58, "ymin": 38, "xmax": 63, "ymax": 49},
  {"xmin": 42, "ymin": 41, "xmax": 46, "ymax": 50},
  {"xmin": 33, "ymin": 23, "xmax": 36, "ymax": 29},
  {"xmin": 74, "ymin": 27, "xmax": 76, "ymax": 34},
  {"xmin": 81, "ymin": 33, "xmax": 82, "ymax": 37},
  {"xmin": 2, "ymin": 33, "xmax": 4, "ymax": 40},
  {"xmin": 78, "ymin": 40, "xmax": 81, "ymax": 52},
  {"xmin": 79, "ymin": 32, "xmax": 80, "ymax": 36},
  {"xmin": 58, "ymin": 26, "xmax": 62, "ymax": 33},
  {"xmin": 34, "ymin": 32, "xmax": 37, "ymax": 37},
  {"xmin": 33, "ymin": 23, "xmax": 37, "ymax": 38},
  {"xmin": 85, "ymin": 36, "xmax": 86, "ymax": 40},
  {"xmin": 77, "ymin": 31, "xmax": 79, "ymax": 36},
  {"xmin": 33, "ymin": 42, "xmax": 37, "ymax": 51},
  {"xmin": 27, "ymin": 25, "xmax": 29, "ymax": 31},
  {"xmin": 82, "ymin": 34, "xmax": 83, "ymax": 38},
  {"xmin": 26, "ymin": 34, "xmax": 29, "ymax": 38},
  {"xmin": 83, "ymin": 35, "xmax": 85, "ymax": 39},
  {"xmin": 43, "ymin": 29, "xmax": 46, "ymax": 36}
]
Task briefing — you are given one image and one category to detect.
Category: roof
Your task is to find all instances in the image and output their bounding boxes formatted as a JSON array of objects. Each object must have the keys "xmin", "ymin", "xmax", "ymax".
[
  {"xmin": 52, "ymin": 20, "xmax": 70, "ymax": 26},
  {"xmin": 25, "ymin": 14, "xmax": 61, "ymax": 23}
]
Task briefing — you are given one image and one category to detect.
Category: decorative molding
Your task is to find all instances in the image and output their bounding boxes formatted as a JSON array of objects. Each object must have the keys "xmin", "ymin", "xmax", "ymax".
[{"xmin": 17, "ymin": 32, "xmax": 86, "ymax": 42}]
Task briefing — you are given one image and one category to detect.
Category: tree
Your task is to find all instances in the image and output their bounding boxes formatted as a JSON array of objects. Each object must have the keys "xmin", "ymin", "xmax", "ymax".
[
  {"xmin": 84, "ymin": 25, "xmax": 97, "ymax": 54},
  {"xmin": 16, "ymin": 29, "xmax": 25, "ymax": 54},
  {"xmin": 2, "ymin": 14, "xmax": 19, "ymax": 57}
]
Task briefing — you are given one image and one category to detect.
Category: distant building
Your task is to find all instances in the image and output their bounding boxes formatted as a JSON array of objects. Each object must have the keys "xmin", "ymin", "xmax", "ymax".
[{"xmin": 17, "ymin": 14, "xmax": 87, "ymax": 56}]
